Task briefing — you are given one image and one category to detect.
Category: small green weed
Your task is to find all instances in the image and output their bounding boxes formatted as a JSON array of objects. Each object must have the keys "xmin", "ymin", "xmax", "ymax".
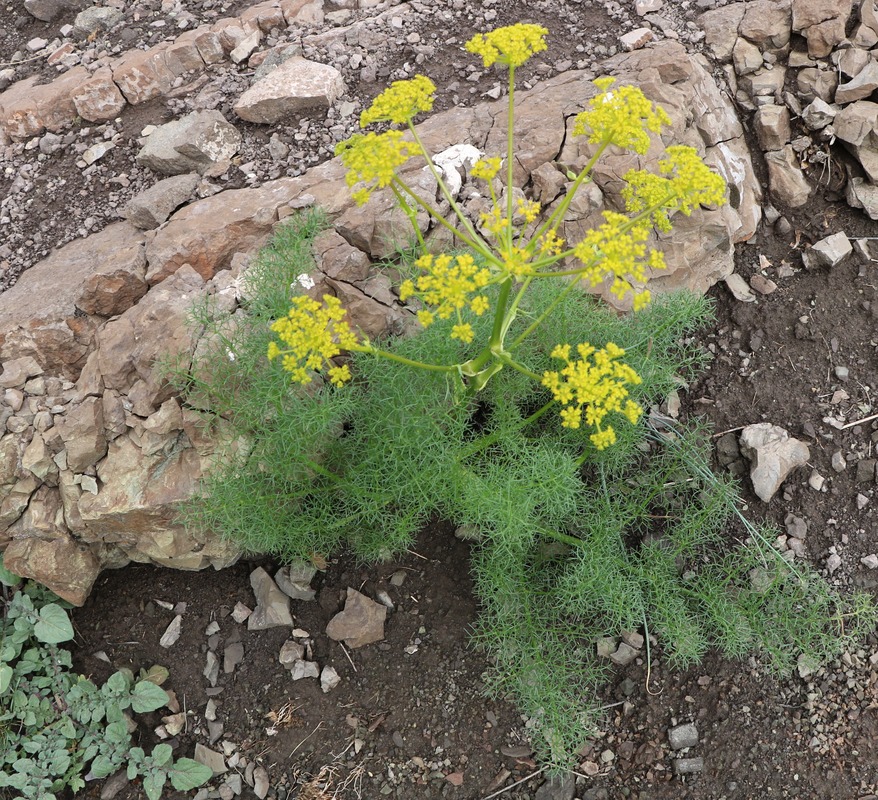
[{"xmin": 0, "ymin": 565, "xmax": 212, "ymax": 800}]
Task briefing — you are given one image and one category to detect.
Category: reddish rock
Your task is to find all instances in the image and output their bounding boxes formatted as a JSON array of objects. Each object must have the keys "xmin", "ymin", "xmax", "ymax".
[
  {"xmin": 3, "ymin": 531, "xmax": 100, "ymax": 605},
  {"xmin": 164, "ymin": 38, "xmax": 205, "ymax": 75},
  {"xmin": 190, "ymin": 27, "xmax": 224, "ymax": 65},
  {"xmin": 59, "ymin": 396, "xmax": 107, "ymax": 472},
  {"xmin": 0, "ymin": 224, "xmax": 147, "ymax": 376},
  {"xmin": 112, "ymin": 45, "xmax": 177, "ymax": 105},
  {"xmin": 145, "ymin": 178, "xmax": 300, "ymax": 283},
  {"xmin": 71, "ymin": 67, "xmax": 126, "ymax": 122}
]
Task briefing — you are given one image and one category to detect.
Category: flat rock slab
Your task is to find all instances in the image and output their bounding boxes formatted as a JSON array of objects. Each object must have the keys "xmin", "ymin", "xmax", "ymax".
[
  {"xmin": 122, "ymin": 173, "xmax": 200, "ymax": 230},
  {"xmin": 325, "ymin": 587, "xmax": 386, "ymax": 648},
  {"xmin": 233, "ymin": 56, "xmax": 344, "ymax": 123},
  {"xmin": 136, "ymin": 110, "xmax": 242, "ymax": 175}
]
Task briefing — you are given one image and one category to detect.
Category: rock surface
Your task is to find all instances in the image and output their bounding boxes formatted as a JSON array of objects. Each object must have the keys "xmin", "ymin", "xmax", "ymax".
[
  {"xmin": 740, "ymin": 423, "xmax": 811, "ymax": 502},
  {"xmin": 325, "ymin": 587, "xmax": 387, "ymax": 648}
]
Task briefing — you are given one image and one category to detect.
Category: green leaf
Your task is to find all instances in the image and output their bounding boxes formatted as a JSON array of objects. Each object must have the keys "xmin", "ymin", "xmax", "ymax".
[
  {"xmin": 143, "ymin": 771, "xmax": 167, "ymax": 800},
  {"xmin": 150, "ymin": 744, "xmax": 173, "ymax": 767},
  {"xmin": 105, "ymin": 670, "xmax": 129, "ymax": 694},
  {"xmin": 0, "ymin": 563, "xmax": 21, "ymax": 586},
  {"xmin": 169, "ymin": 759, "xmax": 214, "ymax": 791},
  {"xmin": 0, "ymin": 664, "xmax": 11, "ymax": 695},
  {"xmin": 130, "ymin": 680, "xmax": 169, "ymax": 713},
  {"xmin": 89, "ymin": 755, "xmax": 117, "ymax": 779},
  {"xmin": 32, "ymin": 604, "xmax": 74, "ymax": 644},
  {"xmin": 139, "ymin": 664, "xmax": 170, "ymax": 686}
]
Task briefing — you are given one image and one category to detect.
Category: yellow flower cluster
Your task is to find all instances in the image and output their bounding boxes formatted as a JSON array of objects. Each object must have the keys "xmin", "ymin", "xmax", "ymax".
[
  {"xmin": 399, "ymin": 253, "xmax": 492, "ymax": 343},
  {"xmin": 268, "ymin": 295, "xmax": 360, "ymax": 387},
  {"xmin": 541, "ymin": 342, "xmax": 643, "ymax": 449},
  {"xmin": 465, "ymin": 23, "xmax": 549, "ymax": 68},
  {"xmin": 572, "ymin": 77, "xmax": 672, "ymax": 155},
  {"xmin": 471, "ymin": 157, "xmax": 502, "ymax": 181},
  {"xmin": 335, "ymin": 131, "xmax": 416, "ymax": 205},
  {"xmin": 572, "ymin": 211, "xmax": 666, "ymax": 310},
  {"xmin": 360, "ymin": 75, "xmax": 437, "ymax": 127},
  {"xmin": 622, "ymin": 146, "xmax": 727, "ymax": 231}
]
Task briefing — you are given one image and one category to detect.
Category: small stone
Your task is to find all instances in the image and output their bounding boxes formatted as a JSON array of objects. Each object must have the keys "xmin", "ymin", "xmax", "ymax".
[
  {"xmin": 82, "ymin": 141, "xmax": 115, "ymax": 166},
  {"xmin": 784, "ymin": 513, "xmax": 808, "ymax": 539},
  {"xmin": 749, "ymin": 274, "xmax": 777, "ymax": 295},
  {"xmin": 204, "ymin": 651, "xmax": 220, "ymax": 687},
  {"xmin": 290, "ymin": 659, "xmax": 320, "ymax": 680},
  {"xmin": 802, "ymin": 232, "xmax": 852, "ymax": 269},
  {"xmin": 609, "ymin": 642, "xmax": 638, "ymax": 666},
  {"xmin": 856, "ymin": 459, "xmax": 877, "ymax": 483},
  {"xmin": 275, "ymin": 562, "xmax": 317, "ymax": 601},
  {"xmin": 279, "ymin": 640, "xmax": 305, "ymax": 667},
  {"xmin": 224, "ymin": 642, "xmax": 244, "ymax": 673},
  {"xmin": 205, "ymin": 699, "xmax": 218, "ymax": 721},
  {"xmin": 620, "ymin": 630, "xmax": 644, "ymax": 649},
  {"xmin": 325, "ymin": 588, "xmax": 387, "ymax": 648},
  {"xmin": 620, "ymin": 27, "xmax": 654, "ymax": 51},
  {"xmin": 231, "ymin": 602, "xmax": 252, "ymax": 623},
  {"xmin": 635, "ymin": 0, "xmax": 663, "ymax": 13},
  {"xmin": 320, "ymin": 665, "xmax": 341, "ymax": 693},
  {"xmin": 248, "ymin": 567, "xmax": 293, "ymax": 630},
  {"xmin": 724, "ymin": 273, "xmax": 756, "ymax": 302},
  {"xmin": 674, "ymin": 757, "xmax": 704, "ymax": 774},
  {"xmin": 27, "ymin": 37, "xmax": 48, "ymax": 52},
  {"xmin": 857, "ymin": 493, "xmax": 870, "ymax": 509},
  {"xmin": 668, "ymin": 722, "xmax": 699, "ymax": 750},
  {"xmin": 831, "ymin": 451, "xmax": 846, "ymax": 472},
  {"xmin": 252, "ymin": 766, "xmax": 269, "ymax": 800},
  {"xmin": 596, "ymin": 637, "xmax": 616, "ymax": 658},
  {"xmin": 826, "ymin": 553, "xmax": 842, "ymax": 574},
  {"xmin": 205, "ymin": 621, "xmax": 220, "ymax": 636},
  {"xmin": 194, "ymin": 744, "xmax": 227, "ymax": 776},
  {"xmin": 159, "ymin": 615, "xmax": 183, "ymax": 648},
  {"xmin": 808, "ymin": 470, "xmax": 825, "ymax": 491},
  {"xmin": 389, "ymin": 570, "xmax": 406, "ymax": 586},
  {"xmin": 860, "ymin": 554, "xmax": 878, "ymax": 569},
  {"xmin": 835, "ymin": 365, "xmax": 849, "ymax": 381},
  {"xmin": 798, "ymin": 653, "xmax": 819, "ymax": 678}
]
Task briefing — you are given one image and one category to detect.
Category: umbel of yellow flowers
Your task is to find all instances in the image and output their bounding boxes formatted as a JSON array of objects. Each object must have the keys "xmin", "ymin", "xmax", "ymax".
[{"xmin": 268, "ymin": 23, "xmax": 727, "ymax": 449}]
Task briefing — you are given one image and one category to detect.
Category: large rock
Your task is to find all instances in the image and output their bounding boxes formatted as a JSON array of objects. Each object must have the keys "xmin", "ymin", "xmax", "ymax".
[
  {"xmin": 93, "ymin": 266, "xmax": 206, "ymax": 398},
  {"xmin": 325, "ymin": 587, "xmax": 387, "ymax": 648},
  {"xmin": 71, "ymin": 67, "xmax": 127, "ymax": 123},
  {"xmin": 558, "ymin": 42, "xmax": 761, "ymax": 307},
  {"xmin": 0, "ymin": 223, "xmax": 147, "ymax": 376},
  {"xmin": 137, "ymin": 111, "xmax": 242, "ymax": 175},
  {"xmin": 791, "ymin": 0, "xmax": 855, "ymax": 56},
  {"xmin": 122, "ymin": 174, "xmax": 200, "ymax": 230},
  {"xmin": 765, "ymin": 146, "xmax": 811, "ymax": 207},
  {"xmin": 740, "ymin": 423, "xmax": 810, "ymax": 502},
  {"xmin": 835, "ymin": 61, "xmax": 878, "ymax": 105},
  {"xmin": 233, "ymin": 57, "xmax": 344, "ymax": 123},
  {"xmin": 3, "ymin": 532, "xmax": 100, "ymax": 605},
  {"xmin": 145, "ymin": 178, "xmax": 300, "ymax": 284}
]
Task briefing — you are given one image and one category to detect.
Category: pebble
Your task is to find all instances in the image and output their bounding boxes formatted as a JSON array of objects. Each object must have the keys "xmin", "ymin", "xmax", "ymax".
[{"xmin": 668, "ymin": 722, "xmax": 699, "ymax": 749}]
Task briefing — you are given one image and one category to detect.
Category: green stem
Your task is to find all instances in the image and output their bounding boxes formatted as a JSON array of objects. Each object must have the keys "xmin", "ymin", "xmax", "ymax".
[
  {"xmin": 494, "ymin": 352, "xmax": 541, "ymax": 382},
  {"xmin": 528, "ymin": 140, "xmax": 610, "ymax": 251},
  {"xmin": 407, "ymin": 121, "xmax": 485, "ymax": 249},
  {"xmin": 354, "ymin": 344, "xmax": 457, "ymax": 373},
  {"xmin": 457, "ymin": 400, "xmax": 554, "ymax": 460},
  {"xmin": 391, "ymin": 184, "xmax": 425, "ymax": 250},
  {"xmin": 510, "ymin": 275, "xmax": 581, "ymax": 349},
  {"xmin": 505, "ymin": 65, "xmax": 516, "ymax": 256},
  {"xmin": 536, "ymin": 523, "xmax": 586, "ymax": 549},
  {"xmin": 392, "ymin": 178, "xmax": 495, "ymax": 262}
]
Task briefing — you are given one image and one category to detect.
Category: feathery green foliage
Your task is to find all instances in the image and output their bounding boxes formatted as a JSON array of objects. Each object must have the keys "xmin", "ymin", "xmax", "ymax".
[{"xmin": 174, "ymin": 213, "xmax": 876, "ymax": 767}]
